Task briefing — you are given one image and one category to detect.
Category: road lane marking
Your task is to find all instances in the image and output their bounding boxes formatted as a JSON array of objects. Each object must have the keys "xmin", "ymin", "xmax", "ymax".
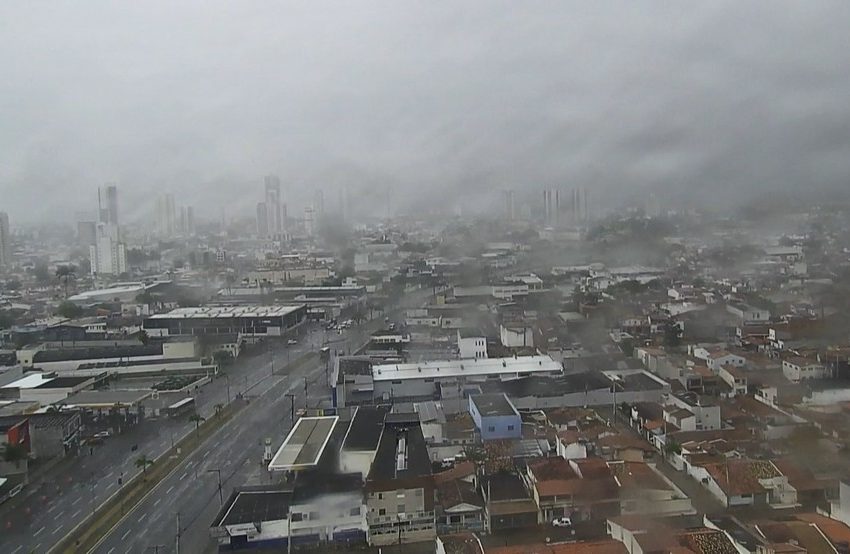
[
  {"xmin": 52, "ymin": 525, "xmax": 62, "ymax": 535},
  {"xmin": 180, "ymin": 471, "xmax": 187, "ymax": 480},
  {"xmin": 166, "ymin": 485, "xmax": 174, "ymax": 494},
  {"xmin": 34, "ymin": 526, "xmax": 45, "ymax": 536},
  {"xmin": 72, "ymin": 509, "xmax": 81, "ymax": 519},
  {"xmin": 11, "ymin": 545, "xmax": 22, "ymax": 554},
  {"xmin": 121, "ymin": 528, "xmax": 132, "ymax": 541},
  {"xmin": 107, "ymin": 548, "xmax": 115, "ymax": 554},
  {"xmin": 47, "ymin": 503, "xmax": 57, "ymax": 513},
  {"xmin": 72, "ymin": 496, "xmax": 81, "ymax": 505},
  {"xmin": 154, "ymin": 498, "xmax": 161, "ymax": 507}
]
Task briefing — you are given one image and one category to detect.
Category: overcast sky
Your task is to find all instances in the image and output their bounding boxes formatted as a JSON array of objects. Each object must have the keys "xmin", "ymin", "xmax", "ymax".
[{"xmin": 2, "ymin": 1, "xmax": 850, "ymax": 224}]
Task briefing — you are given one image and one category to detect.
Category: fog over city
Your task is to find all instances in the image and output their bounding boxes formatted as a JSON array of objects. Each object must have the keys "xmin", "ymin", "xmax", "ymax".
[{"xmin": 3, "ymin": 1, "xmax": 850, "ymax": 222}]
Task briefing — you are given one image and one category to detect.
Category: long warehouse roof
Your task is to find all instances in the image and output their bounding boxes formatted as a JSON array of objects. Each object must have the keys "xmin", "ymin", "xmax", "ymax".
[{"xmin": 372, "ymin": 355, "xmax": 562, "ymax": 382}]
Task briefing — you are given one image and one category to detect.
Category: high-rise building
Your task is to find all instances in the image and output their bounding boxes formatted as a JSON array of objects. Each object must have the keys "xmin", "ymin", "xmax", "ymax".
[
  {"xmin": 304, "ymin": 206, "xmax": 315, "ymax": 238},
  {"xmin": 156, "ymin": 193, "xmax": 176, "ymax": 238},
  {"xmin": 264, "ymin": 174, "xmax": 283, "ymax": 235},
  {"xmin": 76, "ymin": 221, "xmax": 97, "ymax": 247},
  {"xmin": 98, "ymin": 184, "xmax": 119, "ymax": 225},
  {"xmin": 314, "ymin": 189, "xmax": 325, "ymax": 217},
  {"xmin": 0, "ymin": 212, "xmax": 11, "ymax": 269},
  {"xmin": 185, "ymin": 206, "xmax": 195, "ymax": 236},
  {"xmin": 256, "ymin": 202, "xmax": 269, "ymax": 237},
  {"xmin": 90, "ymin": 222, "xmax": 127, "ymax": 276}
]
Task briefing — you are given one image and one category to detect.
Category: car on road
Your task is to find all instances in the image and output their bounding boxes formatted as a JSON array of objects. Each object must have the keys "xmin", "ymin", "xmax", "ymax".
[
  {"xmin": 287, "ymin": 339, "xmax": 297, "ymax": 345},
  {"xmin": 93, "ymin": 431, "xmax": 111, "ymax": 439},
  {"xmin": 552, "ymin": 517, "xmax": 573, "ymax": 528}
]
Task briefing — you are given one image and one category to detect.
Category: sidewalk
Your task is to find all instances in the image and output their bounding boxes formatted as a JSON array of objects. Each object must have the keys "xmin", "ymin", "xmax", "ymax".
[{"xmin": 0, "ymin": 453, "xmax": 70, "ymax": 518}]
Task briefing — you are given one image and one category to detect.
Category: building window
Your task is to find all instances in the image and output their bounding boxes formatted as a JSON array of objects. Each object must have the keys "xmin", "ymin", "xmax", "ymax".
[
  {"xmin": 349, "ymin": 507, "xmax": 360, "ymax": 516},
  {"xmin": 378, "ymin": 493, "xmax": 383, "ymax": 500},
  {"xmin": 379, "ymin": 508, "xmax": 386, "ymax": 516},
  {"xmin": 397, "ymin": 505, "xmax": 405, "ymax": 513},
  {"xmin": 291, "ymin": 512, "xmax": 303, "ymax": 522},
  {"xmin": 507, "ymin": 425, "xmax": 514, "ymax": 431},
  {"xmin": 488, "ymin": 426, "xmax": 495, "ymax": 432}
]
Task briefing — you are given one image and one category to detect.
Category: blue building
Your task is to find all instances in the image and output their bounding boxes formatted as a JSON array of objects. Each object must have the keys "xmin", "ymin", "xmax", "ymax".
[{"xmin": 469, "ymin": 393, "xmax": 522, "ymax": 441}]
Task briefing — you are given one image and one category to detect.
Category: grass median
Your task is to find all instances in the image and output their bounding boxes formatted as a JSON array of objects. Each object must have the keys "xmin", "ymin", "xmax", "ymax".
[{"xmin": 52, "ymin": 351, "xmax": 318, "ymax": 553}]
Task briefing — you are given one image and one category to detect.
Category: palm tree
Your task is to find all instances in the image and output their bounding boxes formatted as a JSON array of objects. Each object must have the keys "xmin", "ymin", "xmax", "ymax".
[
  {"xmin": 55, "ymin": 264, "xmax": 77, "ymax": 298},
  {"xmin": 135, "ymin": 455, "xmax": 153, "ymax": 475},
  {"xmin": 189, "ymin": 414, "xmax": 206, "ymax": 435}
]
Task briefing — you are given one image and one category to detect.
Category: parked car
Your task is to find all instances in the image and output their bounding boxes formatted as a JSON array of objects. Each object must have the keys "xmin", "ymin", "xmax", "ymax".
[
  {"xmin": 287, "ymin": 339, "xmax": 297, "ymax": 345},
  {"xmin": 93, "ymin": 431, "xmax": 111, "ymax": 439},
  {"xmin": 552, "ymin": 517, "xmax": 573, "ymax": 528}
]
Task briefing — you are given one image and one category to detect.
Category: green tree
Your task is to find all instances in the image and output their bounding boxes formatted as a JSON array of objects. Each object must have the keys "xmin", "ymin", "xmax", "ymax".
[
  {"xmin": 189, "ymin": 414, "xmax": 206, "ymax": 435},
  {"xmin": 56, "ymin": 300, "xmax": 83, "ymax": 319},
  {"xmin": 135, "ymin": 455, "xmax": 154, "ymax": 474},
  {"xmin": 55, "ymin": 264, "xmax": 77, "ymax": 298},
  {"xmin": 138, "ymin": 329, "xmax": 150, "ymax": 346}
]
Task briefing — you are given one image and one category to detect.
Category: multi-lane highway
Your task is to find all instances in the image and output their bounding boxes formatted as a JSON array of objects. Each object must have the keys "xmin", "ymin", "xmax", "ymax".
[
  {"xmin": 0, "ymin": 323, "xmax": 334, "ymax": 554},
  {"xmin": 90, "ymin": 306, "xmax": 409, "ymax": 554},
  {"xmin": 1, "ymin": 287, "xmax": 429, "ymax": 554}
]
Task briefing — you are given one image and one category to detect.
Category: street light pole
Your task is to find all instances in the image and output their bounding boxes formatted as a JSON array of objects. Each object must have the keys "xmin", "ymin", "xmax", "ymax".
[{"xmin": 285, "ymin": 394, "xmax": 295, "ymax": 426}]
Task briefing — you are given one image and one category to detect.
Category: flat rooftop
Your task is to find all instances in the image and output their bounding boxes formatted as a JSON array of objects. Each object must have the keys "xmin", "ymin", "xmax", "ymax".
[
  {"xmin": 372, "ymin": 355, "xmax": 562, "ymax": 382},
  {"xmin": 60, "ymin": 389, "xmax": 152, "ymax": 407},
  {"xmin": 267, "ymin": 416, "xmax": 338, "ymax": 472},
  {"xmin": 3, "ymin": 373, "xmax": 54, "ymax": 389},
  {"xmin": 212, "ymin": 489, "xmax": 291, "ymax": 527},
  {"xmin": 147, "ymin": 305, "xmax": 304, "ymax": 320},
  {"xmin": 471, "ymin": 393, "xmax": 518, "ymax": 417},
  {"xmin": 67, "ymin": 283, "xmax": 148, "ymax": 302}
]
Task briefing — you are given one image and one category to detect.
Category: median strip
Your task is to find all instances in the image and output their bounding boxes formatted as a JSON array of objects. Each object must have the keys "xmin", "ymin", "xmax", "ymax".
[{"xmin": 51, "ymin": 351, "xmax": 316, "ymax": 553}]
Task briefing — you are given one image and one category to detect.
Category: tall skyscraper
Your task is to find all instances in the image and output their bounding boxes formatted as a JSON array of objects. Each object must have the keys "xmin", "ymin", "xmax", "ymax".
[
  {"xmin": 0, "ymin": 212, "xmax": 11, "ymax": 269},
  {"xmin": 156, "ymin": 193, "xmax": 176, "ymax": 238},
  {"xmin": 304, "ymin": 206, "xmax": 315, "ymax": 238},
  {"xmin": 185, "ymin": 206, "xmax": 195, "ymax": 236},
  {"xmin": 98, "ymin": 184, "xmax": 119, "ymax": 225},
  {"xmin": 264, "ymin": 174, "xmax": 283, "ymax": 235},
  {"xmin": 90, "ymin": 188, "xmax": 127, "ymax": 275},
  {"xmin": 256, "ymin": 202, "xmax": 269, "ymax": 236},
  {"xmin": 90, "ymin": 222, "xmax": 127, "ymax": 276}
]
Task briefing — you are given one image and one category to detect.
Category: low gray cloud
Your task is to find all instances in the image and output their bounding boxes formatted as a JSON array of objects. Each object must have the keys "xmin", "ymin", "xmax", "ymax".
[{"xmin": 2, "ymin": 1, "xmax": 849, "ymax": 223}]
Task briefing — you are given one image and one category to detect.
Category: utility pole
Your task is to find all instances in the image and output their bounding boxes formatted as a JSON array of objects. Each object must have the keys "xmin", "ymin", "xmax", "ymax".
[
  {"xmin": 285, "ymin": 393, "xmax": 295, "ymax": 426},
  {"xmin": 224, "ymin": 374, "xmax": 231, "ymax": 404},
  {"xmin": 175, "ymin": 512, "xmax": 181, "ymax": 554}
]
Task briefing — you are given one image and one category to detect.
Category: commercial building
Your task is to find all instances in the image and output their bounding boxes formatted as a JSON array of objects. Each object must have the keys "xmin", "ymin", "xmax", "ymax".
[
  {"xmin": 469, "ymin": 393, "xmax": 522, "ymax": 441},
  {"xmin": 143, "ymin": 305, "xmax": 306, "ymax": 340},
  {"xmin": 369, "ymin": 355, "xmax": 563, "ymax": 403}
]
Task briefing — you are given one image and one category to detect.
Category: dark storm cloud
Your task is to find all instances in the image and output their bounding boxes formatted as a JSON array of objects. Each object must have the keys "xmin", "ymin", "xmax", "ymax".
[{"xmin": 1, "ymin": 1, "xmax": 850, "ymax": 222}]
